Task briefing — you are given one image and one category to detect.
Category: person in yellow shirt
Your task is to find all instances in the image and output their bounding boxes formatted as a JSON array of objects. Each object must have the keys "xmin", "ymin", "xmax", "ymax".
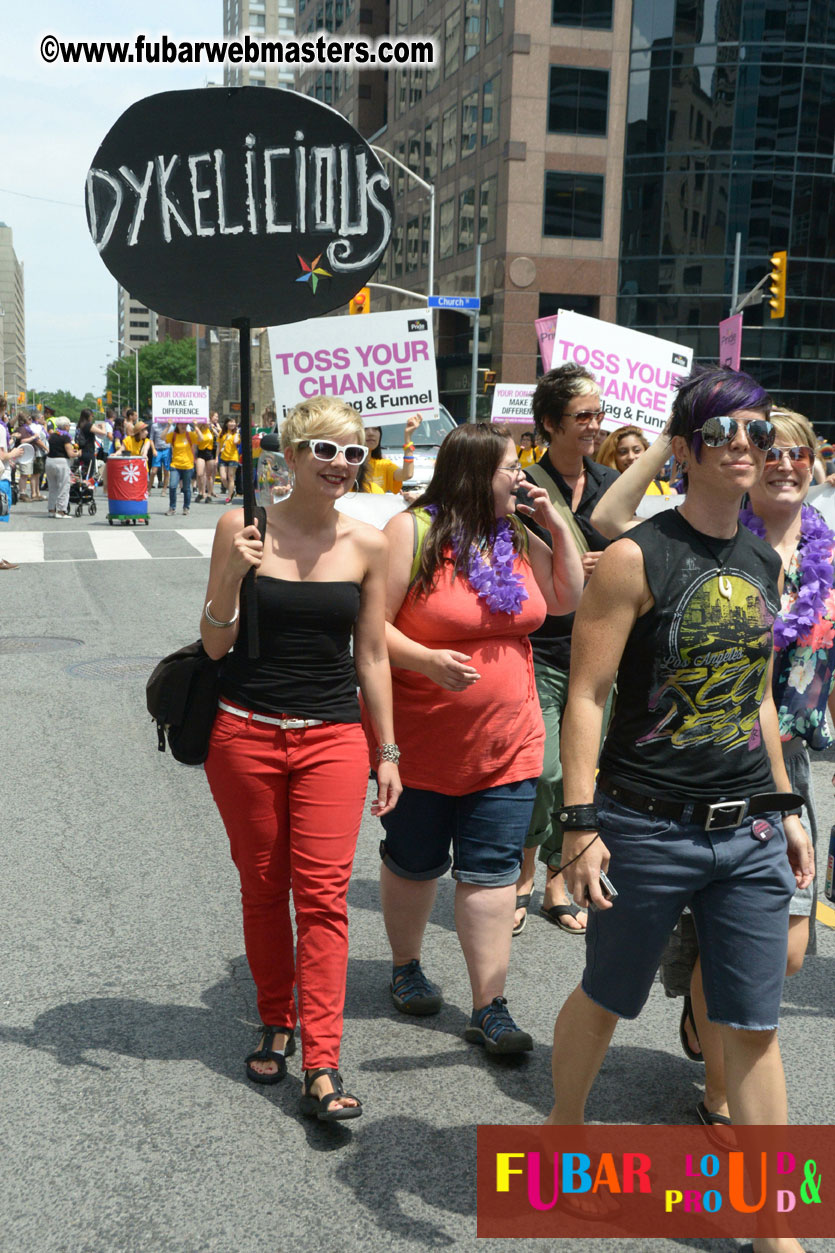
[
  {"xmin": 164, "ymin": 423, "xmax": 200, "ymax": 515},
  {"xmin": 517, "ymin": 431, "xmax": 546, "ymax": 468},
  {"xmin": 596, "ymin": 425, "xmax": 676, "ymax": 496},
  {"xmin": 121, "ymin": 418, "xmax": 154, "ymax": 495},
  {"xmin": 362, "ymin": 413, "xmax": 422, "ymax": 493},
  {"xmin": 218, "ymin": 418, "xmax": 241, "ymax": 502},
  {"xmin": 195, "ymin": 418, "xmax": 220, "ymax": 503}
]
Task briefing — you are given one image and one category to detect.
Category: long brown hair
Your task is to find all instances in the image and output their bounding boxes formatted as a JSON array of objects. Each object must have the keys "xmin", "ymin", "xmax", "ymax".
[
  {"xmin": 411, "ymin": 423, "xmax": 525, "ymax": 597},
  {"xmin": 596, "ymin": 425, "xmax": 648, "ymax": 471}
]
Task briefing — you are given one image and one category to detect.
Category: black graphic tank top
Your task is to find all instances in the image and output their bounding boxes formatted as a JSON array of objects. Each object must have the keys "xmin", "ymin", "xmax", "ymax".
[{"xmin": 598, "ymin": 509, "xmax": 782, "ymax": 800}]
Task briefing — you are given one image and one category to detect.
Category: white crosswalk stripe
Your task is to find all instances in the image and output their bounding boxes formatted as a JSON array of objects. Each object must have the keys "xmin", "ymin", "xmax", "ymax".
[{"xmin": 0, "ymin": 528, "xmax": 213, "ymax": 564}]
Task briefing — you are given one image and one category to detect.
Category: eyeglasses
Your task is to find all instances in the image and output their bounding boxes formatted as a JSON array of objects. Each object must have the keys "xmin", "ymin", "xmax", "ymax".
[
  {"xmin": 497, "ymin": 460, "xmax": 523, "ymax": 475},
  {"xmin": 566, "ymin": 408, "xmax": 605, "ymax": 425},
  {"xmin": 292, "ymin": 438, "xmax": 369, "ymax": 465},
  {"xmin": 764, "ymin": 444, "xmax": 814, "ymax": 468},
  {"xmin": 699, "ymin": 415, "xmax": 775, "ymax": 451}
]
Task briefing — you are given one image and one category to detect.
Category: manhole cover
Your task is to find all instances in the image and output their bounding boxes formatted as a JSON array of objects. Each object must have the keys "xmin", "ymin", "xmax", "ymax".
[
  {"xmin": 66, "ymin": 657, "xmax": 161, "ymax": 682},
  {"xmin": 0, "ymin": 637, "xmax": 84, "ymax": 653}
]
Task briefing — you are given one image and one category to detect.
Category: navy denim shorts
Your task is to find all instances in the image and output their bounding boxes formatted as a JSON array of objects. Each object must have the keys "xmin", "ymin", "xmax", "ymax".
[
  {"xmin": 380, "ymin": 779, "xmax": 537, "ymax": 887},
  {"xmin": 582, "ymin": 788, "xmax": 796, "ymax": 1029}
]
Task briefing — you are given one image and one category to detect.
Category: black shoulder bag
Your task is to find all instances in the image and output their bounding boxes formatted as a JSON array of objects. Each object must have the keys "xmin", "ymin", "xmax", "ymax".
[{"xmin": 146, "ymin": 506, "xmax": 266, "ymax": 764}]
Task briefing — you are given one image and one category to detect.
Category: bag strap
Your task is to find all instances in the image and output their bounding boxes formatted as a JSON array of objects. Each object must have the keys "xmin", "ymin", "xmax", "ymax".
[
  {"xmin": 527, "ymin": 460, "xmax": 589, "ymax": 557},
  {"xmin": 409, "ymin": 507, "xmax": 432, "ymax": 587}
]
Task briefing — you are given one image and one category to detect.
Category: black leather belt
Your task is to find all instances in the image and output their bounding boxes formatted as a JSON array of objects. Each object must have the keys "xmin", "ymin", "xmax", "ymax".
[{"xmin": 597, "ymin": 774, "xmax": 803, "ymax": 832}]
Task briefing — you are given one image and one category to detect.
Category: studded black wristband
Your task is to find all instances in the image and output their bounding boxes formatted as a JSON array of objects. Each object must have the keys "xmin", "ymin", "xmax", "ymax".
[{"xmin": 558, "ymin": 804, "xmax": 599, "ymax": 831}]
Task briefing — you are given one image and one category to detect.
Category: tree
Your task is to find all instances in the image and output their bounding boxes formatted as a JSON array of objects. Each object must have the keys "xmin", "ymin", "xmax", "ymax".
[
  {"xmin": 26, "ymin": 389, "xmax": 89, "ymax": 423},
  {"xmin": 104, "ymin": 338, "xmax": 196, "ymax": 416}
]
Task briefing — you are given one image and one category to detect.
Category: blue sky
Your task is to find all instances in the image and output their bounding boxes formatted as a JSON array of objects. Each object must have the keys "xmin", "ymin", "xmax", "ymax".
[{"xmin": 2, "ymin": 2, "xmax": 223, "ymax": 397}]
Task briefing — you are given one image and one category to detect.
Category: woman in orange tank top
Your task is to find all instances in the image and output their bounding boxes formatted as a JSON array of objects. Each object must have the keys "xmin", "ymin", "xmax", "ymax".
[{"xmin": 371, "ymin": 423, "xmax": 584, "ymax": 1054}]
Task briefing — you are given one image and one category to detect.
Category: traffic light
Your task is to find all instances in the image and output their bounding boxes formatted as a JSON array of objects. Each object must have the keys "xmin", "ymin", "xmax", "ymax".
[
  {"xmin": 106, "ymin": 389, "xmax": 113, "ymax": 404},
  {"xmin": 768, "ymin": 250, "xmax": 787, "ymax": 319},
  {"xmin": 483, "ymin": 370, "xmax": 497, "ymax": 394},
  {"xmin": 349, "ymin": 287, "xmax": 370, "ymax": 315},
  {"xmin": 17, "ymin": 391, "xmax": 25, "ymax": 403}
]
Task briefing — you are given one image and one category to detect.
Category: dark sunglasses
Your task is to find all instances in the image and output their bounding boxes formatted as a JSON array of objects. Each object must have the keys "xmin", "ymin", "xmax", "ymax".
[
  {"xmin": 292, "ymin": 438, "xmax": 368, "ymax": 465},
  {"xmin": 764, "ymin": 444, "xmax": 814, "ymax": 467},
  {"xmin": 699, "ymin": 415, "xmax": 775, "ymax": 451},
  {"xmin": 567, "ymin": 407, "xmax": 605, "ymax": 425}
]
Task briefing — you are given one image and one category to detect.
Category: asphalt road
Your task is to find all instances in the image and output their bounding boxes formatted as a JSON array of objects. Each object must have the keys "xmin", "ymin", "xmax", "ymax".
[{"xmin": 1, "ymin": 497, "xmax": 833, "ymax": 1253}]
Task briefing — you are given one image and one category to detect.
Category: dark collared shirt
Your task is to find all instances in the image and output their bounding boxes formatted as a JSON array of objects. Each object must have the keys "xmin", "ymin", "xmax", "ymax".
[{"xmin": 523, "ymin": 453, "xmax": 619, "ymax": 671}]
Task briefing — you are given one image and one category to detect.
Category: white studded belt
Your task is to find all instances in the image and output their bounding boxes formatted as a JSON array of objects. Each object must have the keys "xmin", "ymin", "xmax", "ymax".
[{"xmin": 217, "ymin": 700, "xmax": 324, "ymax": 729}]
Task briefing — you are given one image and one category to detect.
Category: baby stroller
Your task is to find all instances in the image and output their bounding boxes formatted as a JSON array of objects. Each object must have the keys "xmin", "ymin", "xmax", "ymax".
[{"xmin": 68, "ymin": 460, "xmax": 97, "ymax": 517}]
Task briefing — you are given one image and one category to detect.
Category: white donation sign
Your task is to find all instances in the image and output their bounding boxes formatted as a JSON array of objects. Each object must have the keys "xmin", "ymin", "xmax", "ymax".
[
  {"xmin": 152, "ymin": 386, "xmax": 210, "ymax": 424},
  {"xmin": 489, "ymin": 384, "xmax": 536, "ymax": 425},
  {"xmin": 268, "ymin": 308, "xmax": 438, "ymax": 427}
]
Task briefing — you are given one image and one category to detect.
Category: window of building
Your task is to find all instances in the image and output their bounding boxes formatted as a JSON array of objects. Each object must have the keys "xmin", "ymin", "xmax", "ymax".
[
  {"xmin": 479, "ymin": 176, "xmax": 497, "ymax": 243},
  {"xmin": 410, "ymin": 68, "xmax": 423, "ymax": 108},
  {"xmin": 441, "ymin": 104, "xmax": 458, "ymax": 170},
  {"xmin": 421, "ymin": 210, "xmax": 431, "ymax": 269},
  {"xmin": 439, "ymin": 197, "xmax": 455, "ymax": 259},
  {"xmin": 552, "ymin": 0, "xmax": 612, "ymax": 27},
  {"xmin": 424, "ymin": 116, "xmax": 438, "ymax": 181},
  {"xmin": 426, "ymin": 26, "xmax": 440, "ymax": 92},
  {"xmin": 464, "ymin": 0, "xmax": 481, "ymax": 60},
  {"xmin": 482, "ymin": 74, "xmax": 499, "ymax": 145},
  {"xmin": 395, "ymin": 140, "xmax": 406, "ymax": 196},
  {"xmin": 548, "ymin": 67, "xmax": 609, "ymax": 135},
  {"xmin": 406, "ymin": 216, "xmax": 420, "ymax": 271},
  {"xmin": 485, "ymin": 0, "xmax": 503, "ymax": 43},
  {"xmin": 393, "ymin": 222, "xmax": 404, "ymax": 275},
  {"xmin": 324, "ymin": 70, "xmax": 333, "ymax": 103},
  {"xmin": 279, "ymin": 15, "xmax": 294, "ymax": 29},
  {"xmin": 543, "ymin": 172, "xmax": 605, "ymax": 238},
  {"xmin": 395, "ymin": 0, "xmax": 409, "ymax": 34},
  {"xmin": 445, "ymin": 9, "xmax": 461, "ymax": 78},
  {"xmin": 412, "ymin": 0, "xmax": 425, "ymax": 15},
  {"xmin": 408, "ymin": 134, "xmax": 422, "ymax": 174},
  {"xmin": 396, "ymin": 70, "xmax": 408, "ymax": 117},
  {"xmin": 249, "ymin": 12, "xmax": 266, "ymax": 29},
  {"xmin": 461, "ymin": 90, "xmax": 479, "ymax": 157},
  {"xmin": 459, "ymin": 187, "xmax": 475, "ymax": 251}
]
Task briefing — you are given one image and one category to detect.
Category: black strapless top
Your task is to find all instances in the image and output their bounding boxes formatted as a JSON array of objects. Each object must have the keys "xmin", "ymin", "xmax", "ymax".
[{"xmin": 220, "ymin": 578, "xmax": 361, "ymax": 721}]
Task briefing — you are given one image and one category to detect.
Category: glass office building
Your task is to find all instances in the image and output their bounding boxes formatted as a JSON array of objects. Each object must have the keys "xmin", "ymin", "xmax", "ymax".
[{"xmin": 619, "ymin": 0, "xmax": 835, "ymax": 428}]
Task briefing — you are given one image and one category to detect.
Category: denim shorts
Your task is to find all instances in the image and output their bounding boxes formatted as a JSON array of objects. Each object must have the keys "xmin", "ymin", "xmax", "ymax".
[
  {"xmin": 380, "ymin": 779, "xmax": 537, "ymax": 887},
  {"xmin": 582, "ymin": 788, "xmax": 796, "ymax": 1029}
]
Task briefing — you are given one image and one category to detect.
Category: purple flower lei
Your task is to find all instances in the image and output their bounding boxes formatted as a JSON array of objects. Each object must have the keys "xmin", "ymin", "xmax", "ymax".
[
  {"xmin": 424, "ymin": 505, "xmax": 528, "ymax": 615},
  {"xmin": 739, "ymin": 502, "xmax": 835, "ymax": 648}
]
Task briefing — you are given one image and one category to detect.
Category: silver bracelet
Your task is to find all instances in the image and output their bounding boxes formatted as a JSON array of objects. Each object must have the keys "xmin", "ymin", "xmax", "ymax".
[
  {"xmin": 377, "ymin": 743, "xmax": 401, "ymax": 764},
  {"xmin": 203, "ymin": 599, "xmax": 239, "ymax": 629}
]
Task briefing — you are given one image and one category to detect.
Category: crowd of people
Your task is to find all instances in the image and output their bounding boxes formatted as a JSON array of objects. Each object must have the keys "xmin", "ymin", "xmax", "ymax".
[{"xmin": 195, "ymin": 359, "xmax": 827, "ymax": 1253}]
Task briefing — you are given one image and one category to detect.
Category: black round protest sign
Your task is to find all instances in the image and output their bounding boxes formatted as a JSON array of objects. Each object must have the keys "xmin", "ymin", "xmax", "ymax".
[{"xmin": 85, "ymin": 87, "xmax": 394, "ymax": 327}]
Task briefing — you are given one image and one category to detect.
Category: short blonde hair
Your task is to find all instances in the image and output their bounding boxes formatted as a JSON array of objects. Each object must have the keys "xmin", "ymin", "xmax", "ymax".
[
  {"xmin": 280, "ymin": 396, "xmax": 365, "ymax": 452},
  {"xmin": 770, "ymin": 406, "xmax": 816, "ymax": 451}
]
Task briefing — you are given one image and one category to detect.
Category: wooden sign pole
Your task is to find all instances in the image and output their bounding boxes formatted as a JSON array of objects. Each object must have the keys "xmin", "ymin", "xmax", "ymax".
[{"xmin": 233, "ymin": 316, "xmax": 259, "ymax": 657}]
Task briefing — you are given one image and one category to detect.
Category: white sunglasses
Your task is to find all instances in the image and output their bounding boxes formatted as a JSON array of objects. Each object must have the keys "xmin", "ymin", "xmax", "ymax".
[{"xmin": 291, "ymin": 438, "xmax": 368, "ymax": 465}]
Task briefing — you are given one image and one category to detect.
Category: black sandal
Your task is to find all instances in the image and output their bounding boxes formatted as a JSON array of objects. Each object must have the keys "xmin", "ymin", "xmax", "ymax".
[
  {"xmin": 679, "ymin": 996, "xmax": 703, "ymax": 1063},
  {"xmin": 512, "ymin": 893, "xmax": 532, "ymax": 938},
  {"xmin": 299, "ymin": 1068, "xmax": 363, "ymax": 1121},
  {"xmin": 244, "ymin": 1024, "xmax": 296, "ymax": 1085}
]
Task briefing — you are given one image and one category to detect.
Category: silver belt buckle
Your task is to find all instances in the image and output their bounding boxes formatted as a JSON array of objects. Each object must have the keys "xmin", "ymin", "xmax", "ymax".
[{"xmin": 704, "ymin": 799, "xmax": 747, "ymax": 831}]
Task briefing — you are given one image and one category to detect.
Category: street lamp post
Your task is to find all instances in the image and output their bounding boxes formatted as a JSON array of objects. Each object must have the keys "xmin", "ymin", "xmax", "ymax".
[
  {"xmin": 112, "ymin": 340, "xmax": 140, "ymax": 413},
  {"xmin": 370, "ymin": 146, "xmax": 435, "ymax": 308}
]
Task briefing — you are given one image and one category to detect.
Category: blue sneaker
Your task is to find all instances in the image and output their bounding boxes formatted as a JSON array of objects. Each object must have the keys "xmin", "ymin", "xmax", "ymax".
[
  {"xmin": 390, "ymin": 959, "xmax": 442, "ymax": 1016},
  {"xmin": 464, "ymin": 996, "xmax": 533, "ymax": 1054}
]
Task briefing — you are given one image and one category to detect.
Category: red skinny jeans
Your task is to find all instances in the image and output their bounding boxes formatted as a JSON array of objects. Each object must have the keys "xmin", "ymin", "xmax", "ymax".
[{"xmin": 204, "ymin": 706, "xmax": 368, "ymax": 1069}]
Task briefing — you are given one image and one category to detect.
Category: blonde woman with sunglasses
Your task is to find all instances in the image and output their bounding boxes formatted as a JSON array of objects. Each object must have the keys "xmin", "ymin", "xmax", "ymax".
[{"xmin": 201, "ymin": 396, "xmax": 401, "ymax": 1121}]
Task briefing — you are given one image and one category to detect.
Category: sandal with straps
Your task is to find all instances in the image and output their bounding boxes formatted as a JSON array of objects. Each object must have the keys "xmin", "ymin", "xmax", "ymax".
[
  {"xmin": 244, "ymin": 1024, "xmax": 296, "ymax": 1085},
  {"xmin": 299, "ymin": 1068, "xmax": 363, "ymax": 1121}
]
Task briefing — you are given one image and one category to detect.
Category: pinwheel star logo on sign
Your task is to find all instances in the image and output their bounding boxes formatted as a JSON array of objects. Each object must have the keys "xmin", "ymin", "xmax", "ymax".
[
  {"xmin": 121, "ymin": 462, "xmax": 141, "ymax": 485},
  {"xmin": 296, "ymin": 253, "xmax": 332, "ymax": 295}
]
